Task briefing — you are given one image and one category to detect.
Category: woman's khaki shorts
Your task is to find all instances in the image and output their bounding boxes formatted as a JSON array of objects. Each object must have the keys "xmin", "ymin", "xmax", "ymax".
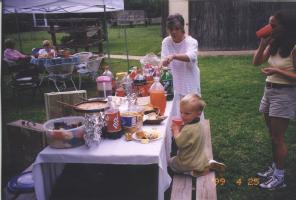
[{"xmin": 259, "ymin": 86, "xmax": 296, "ymax": 119}]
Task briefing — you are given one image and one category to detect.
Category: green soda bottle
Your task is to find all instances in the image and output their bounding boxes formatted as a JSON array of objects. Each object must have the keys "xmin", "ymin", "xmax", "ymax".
[{"xmin": 160, "ymin": 67, "xmax": 174, "ymax": 100}]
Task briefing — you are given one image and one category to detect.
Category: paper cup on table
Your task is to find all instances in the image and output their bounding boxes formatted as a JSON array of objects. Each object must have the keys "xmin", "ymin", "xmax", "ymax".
[
  {"xmin": 256, "ymin": 24, "xmax": 272, "ymax": 38},
  {"xmin": 172, "ymin": 116, "xmax": 183, "ymax": 126}
]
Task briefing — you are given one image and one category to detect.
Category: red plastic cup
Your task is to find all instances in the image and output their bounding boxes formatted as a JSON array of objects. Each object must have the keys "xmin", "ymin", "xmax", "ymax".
[
  {"xmin": 172, "ymin": 116, "xmax": 183, "ymax": 126},
  {"xmin": 256, "ymin": 24, "xmax": 272, "ymax": 38}
]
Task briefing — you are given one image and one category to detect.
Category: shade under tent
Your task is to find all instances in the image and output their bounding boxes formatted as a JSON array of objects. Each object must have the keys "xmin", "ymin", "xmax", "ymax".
[{"xmin": 3, "ymin": 0, "xmax": 130, "ymax": 67}]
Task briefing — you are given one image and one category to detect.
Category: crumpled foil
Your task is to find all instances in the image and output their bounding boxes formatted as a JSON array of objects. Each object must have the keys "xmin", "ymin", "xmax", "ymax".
[{"xmin": 84, "ymin": 112, "xmax": 105, "ymax": 148}]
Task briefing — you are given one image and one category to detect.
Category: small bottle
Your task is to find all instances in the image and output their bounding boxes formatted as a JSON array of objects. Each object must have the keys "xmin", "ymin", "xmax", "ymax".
[
  {"xmin": 134, "ymin": 67, "xmax": 148, "ymax": 97},
  {"xmin": 160, "ymin": 67, "xmax": 174, "ymax": 100},
  {"xmin": 102, "ymin": 65, "xmax": 115, "ymax": 94},
  {"xmin": 149, "ymin": 77, "xmax": 166, "ymax": 116},
  {"xmin": 122, "ymin": 73, "xmax": 134, "ymax": 99},
  {"xmin": 104, "ymin": 96, "xmax": 123, "ymax": 139}
]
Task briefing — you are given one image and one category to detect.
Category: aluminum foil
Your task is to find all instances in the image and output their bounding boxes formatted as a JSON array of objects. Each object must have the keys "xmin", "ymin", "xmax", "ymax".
[{"xmin": 83, "ymin": 112, "xmax": 105, "ymax": 147}]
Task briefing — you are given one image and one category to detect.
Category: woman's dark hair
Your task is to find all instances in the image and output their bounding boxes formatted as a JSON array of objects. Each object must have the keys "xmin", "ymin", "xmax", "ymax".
[
  {"xmin": 4, "ymin": 38, "xmax": 16, "ymax": 49},
  {"xmin": 166, "ymin": 13, "xmax": 185, "ymax": 33},
  {"xmin": 270, "ymin": 10, "xmax": 296, "ymax": 57}
]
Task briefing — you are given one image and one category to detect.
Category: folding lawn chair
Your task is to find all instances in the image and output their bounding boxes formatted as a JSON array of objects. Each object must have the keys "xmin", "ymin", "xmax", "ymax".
[
  {"xmin": 77, "ymin": 55, "xmax": 104, "ymax": 89},
  {"xmin": 44, "ymin": 58, "xmax": 77, "ymax": 92}
]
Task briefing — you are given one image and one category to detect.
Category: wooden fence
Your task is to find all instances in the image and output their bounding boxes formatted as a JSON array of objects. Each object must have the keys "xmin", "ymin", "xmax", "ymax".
[{"xmin": 162, "ymin": 0, "xmax": 296, "ymax": 50}]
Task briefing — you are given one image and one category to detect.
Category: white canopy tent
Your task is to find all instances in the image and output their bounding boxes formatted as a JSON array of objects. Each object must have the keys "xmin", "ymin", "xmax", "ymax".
[
  {"xmin": 3, "ymin": 0, "xmax": 129, "ymax": 64},
  {"xmin": 3, "ymin": 0, "xmax": 124, "ymax": 14}
]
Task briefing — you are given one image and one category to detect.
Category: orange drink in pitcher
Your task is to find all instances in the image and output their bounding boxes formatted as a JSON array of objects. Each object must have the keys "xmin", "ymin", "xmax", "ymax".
[
  {"xmin": 149, "ymin": 77, "xmax": 166, "ymax": 116},
  {"xmin": 150, "ymin": 91, "xmax": 166, "ymax": 116}
]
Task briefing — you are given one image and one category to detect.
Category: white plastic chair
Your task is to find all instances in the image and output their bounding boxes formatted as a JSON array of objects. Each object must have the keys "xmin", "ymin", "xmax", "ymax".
[
  {"xmin": 72, "ymin": 52, "xmax": 93, "ymax": 70},
  {"xmin": 77, "ymin": 56, "xmax": 104, "ymax": 89},
  {"xmin": 45, "ymin": 62, "xmax": 77, "ymax": 92}
]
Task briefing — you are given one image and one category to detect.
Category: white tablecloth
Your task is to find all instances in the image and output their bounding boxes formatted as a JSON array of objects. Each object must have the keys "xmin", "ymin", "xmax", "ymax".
[{"xmin": 33, "ymin": 101, "xmax": 173, "ymax": 200}]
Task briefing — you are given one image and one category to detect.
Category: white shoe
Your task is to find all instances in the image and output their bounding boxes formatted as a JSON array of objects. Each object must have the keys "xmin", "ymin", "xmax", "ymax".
[
  {"xmin": 257, "ymin": 166, "xmax": 274, "ymax": 178},
  {"xmin": 259, "ymin": 175, "xmax": 286, "ymax": 190}
]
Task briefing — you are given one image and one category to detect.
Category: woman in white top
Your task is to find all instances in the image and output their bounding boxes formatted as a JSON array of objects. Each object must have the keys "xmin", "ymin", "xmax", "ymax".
[
  {"xmin": 38, "ymin": 40, "xmax": 56, "ymax": 58},
  {"xmin": 253, "ymin": 10, "xmax": 296, "ymax": 190},
  {"xmin": 161, "ymin": 14, "xmax": 201, "ymax": 100},
  {"xmin": 161, "ymin": 13, "xmax": 202, "ymax": 158}
]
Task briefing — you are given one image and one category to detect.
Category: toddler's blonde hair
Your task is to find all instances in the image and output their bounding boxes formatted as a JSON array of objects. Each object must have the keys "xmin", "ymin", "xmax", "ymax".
[{"xmin": 180, "ymin": 93, "xmax": 206, "ymax": 112}]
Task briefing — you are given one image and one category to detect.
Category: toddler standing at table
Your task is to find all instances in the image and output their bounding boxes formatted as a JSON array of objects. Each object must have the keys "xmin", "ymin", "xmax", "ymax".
[{"xmin": 169, "ymin": 94, "xmax": 225, "ymax": 177}]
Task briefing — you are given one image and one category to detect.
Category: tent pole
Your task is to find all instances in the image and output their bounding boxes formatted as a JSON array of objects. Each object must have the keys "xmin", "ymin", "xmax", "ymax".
[
  {"xmin": 33, "ymin": 13, "xmax": 37, "ymax": 27},
  {"xmin": 14, "ymin": 9, "xmax": 23, "ymax": 52},
  {"xmin": 124, "ymin": 26, "xmax": 130, "ymax": 70},
  {"xmin": 44, "ymin": 13, "xmax": 48, "ymax": 27},
  {"xmin": 103, "ymin": 5, "xmax": 111, "ymax": 63}
]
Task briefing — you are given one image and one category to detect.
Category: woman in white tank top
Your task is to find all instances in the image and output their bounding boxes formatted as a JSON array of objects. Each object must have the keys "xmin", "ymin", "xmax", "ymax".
[{"xmin": 253, "ymin": 10, "xmax": 296, "ymax": 190}]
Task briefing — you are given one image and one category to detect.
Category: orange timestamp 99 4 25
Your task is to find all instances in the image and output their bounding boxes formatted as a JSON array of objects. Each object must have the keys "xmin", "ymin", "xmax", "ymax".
[{"xmin": 213, "ymin": 177, "xmax": 260, "ymax": 186}]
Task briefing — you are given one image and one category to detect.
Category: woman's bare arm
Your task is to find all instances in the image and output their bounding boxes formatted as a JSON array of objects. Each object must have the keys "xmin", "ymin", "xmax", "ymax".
[{"xmin": 253, "ymin": 37, "xmax": 273, "ymax": 66}]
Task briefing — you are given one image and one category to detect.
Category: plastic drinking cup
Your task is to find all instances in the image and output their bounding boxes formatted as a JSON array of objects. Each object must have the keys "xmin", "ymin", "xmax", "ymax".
[
  {"xmin": 256, "ymin": 24, "xmax": 272, "ymax": 38},
  {"xmin": 172, "ymin": 116, "xmax": 183, "ymax": 126}
]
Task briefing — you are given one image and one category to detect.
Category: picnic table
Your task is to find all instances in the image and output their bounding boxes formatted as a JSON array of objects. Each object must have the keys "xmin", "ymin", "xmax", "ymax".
[{"xmin": 32, "ymin": 101, "xmax": 173, "ymax": 200}]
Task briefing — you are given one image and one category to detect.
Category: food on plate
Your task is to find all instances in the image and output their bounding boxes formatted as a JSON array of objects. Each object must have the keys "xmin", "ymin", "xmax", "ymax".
[
  {"xmin": 136, "ymin": 130, "xmax": 146, "ymax": 139},
  {"xmin": 146, "ymin": 130, "xmax": 159, "ymax": 140},
  {"xmin": 143, "ymin": 112, "xmax": 167, "ymax": 124},
  {"xmin": 76, "ymin": 102, "xmax": 107, "ymax": 110},
  {"xmin": 145, "ymin": 112, "xmax": 158, "ymax": 120},
  {"xmin": 135, "ymin": 129, "xmax": 160, "ymax": 140}
]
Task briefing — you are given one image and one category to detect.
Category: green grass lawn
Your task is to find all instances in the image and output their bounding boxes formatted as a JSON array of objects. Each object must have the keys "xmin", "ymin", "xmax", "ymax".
[
  {"xmin": 200, "ymin": 56, "xmax": 296, "ymax": 200},
  {"xmin": 2, "ymin": 56, "xmax": 296, "ymax": 199},
  {"xmin": 5, "ymin": 25, "xmax": 162, "ymax": 56},
  {"xmin": 105, "ymin": 25, "xmax": 162, "ymax": 55}
]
